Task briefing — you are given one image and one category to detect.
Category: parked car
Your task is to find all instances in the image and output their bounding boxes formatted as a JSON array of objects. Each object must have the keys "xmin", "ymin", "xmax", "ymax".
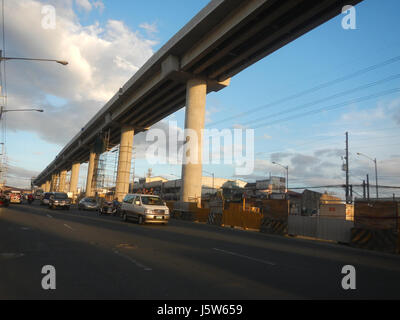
[
  {"xmin": 10, "ymin": 191, "xmax": 22, "ymax": 204},
  {"xmin": 78, "ymin": 197, "xmax": 99, "ymax": 211},
  {"xmin": 120, "ymin": 194, "xmax": 170, "ymax": 225},
  {"xmin": 41, "ymin": 192, "xmax": 53, "ymax": 206},
  {"xmin": 0, "ymin": 193, "xmax": 9, "ymax": 207},
  {"xmin": 48, "ymin": 192, "xmax": 71, "ymax": 210}
]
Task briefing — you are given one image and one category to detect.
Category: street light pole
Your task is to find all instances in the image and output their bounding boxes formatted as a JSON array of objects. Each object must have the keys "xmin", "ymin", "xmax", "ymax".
[
  {"xmin": 357, "ymin": 152, "xmax": 379, "ymax": 199},
  {"xmin": 272, "ymin": 161, "xmax": 289, "ymax": 195},
  {"xmin": 0, "ymin": 50, "xmax": 68, "ymax": 66},
  {"xmin": 0, "ymin": 106, "xmax": 44, "ymax": 119}
]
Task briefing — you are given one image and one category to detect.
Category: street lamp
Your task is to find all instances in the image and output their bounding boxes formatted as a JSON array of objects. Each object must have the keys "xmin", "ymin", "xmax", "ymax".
[
  {"xmin": 357, "ymin": 152, "xmax": 378, "ymax": 199},
  {"xmin": 0, "ymin": 106, "xmax": 44, "ymax": 119},
  {"xmin": 272, "ymin": 161, "xmax": 289, "ymax": 195},
  {"xmin": 0, "ymin": 51, "xmax": 68, "ymax": 66}
]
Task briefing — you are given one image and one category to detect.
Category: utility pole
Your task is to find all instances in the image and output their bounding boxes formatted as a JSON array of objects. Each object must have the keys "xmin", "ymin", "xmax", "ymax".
[
  {"xmin": 350, "ymin": 185, "xmax": 353, "ymax": 203},
  {"xmin": 345, "ymin": 132, "xmax": 350, "ymax": 203},
  {"xmin": 374, "ymin": 158, "xmax": 378, "ymax": 199},
  {"xmin": 362, "ymin": 180, "xmax": 366, "ymax": 199},
  {"xmin": 366, "ymin": 174, "xmax": 370, "ymax": 201}
]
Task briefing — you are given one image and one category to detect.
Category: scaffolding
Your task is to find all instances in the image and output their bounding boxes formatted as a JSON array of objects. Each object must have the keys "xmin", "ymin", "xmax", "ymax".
[{"xmin": 90, "ymin": 129, "xmax": 136, "ymax": 198}]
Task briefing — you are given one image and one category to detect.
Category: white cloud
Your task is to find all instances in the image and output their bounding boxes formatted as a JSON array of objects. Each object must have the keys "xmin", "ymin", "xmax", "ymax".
[
  {"xmin": 3, "ymin": 0, "xmax": 157, "ymax": 145},
  {"xmin": 340, "ymin": 105, "xmax": 386, "ymax": 124},
  {"xmin": 76, "ymin": 0, "xmax": 92, "ymax": 11},
  {"xmin": 92, "ymin": 0, "xmax": 105, "ymax": 12},
  {"xmin": 139, "ymin": 22, "xmax": 158, "ymax": 35},
  {"xmin": 75, "ymin": 0, "xmax": 104, "ymax": 12}
]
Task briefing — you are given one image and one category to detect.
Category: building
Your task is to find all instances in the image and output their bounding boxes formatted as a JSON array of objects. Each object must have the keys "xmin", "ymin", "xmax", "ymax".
[
  {"xmin": 243, "ymin": 176, "xmax": 286, "ymax": 199},
  {"xmin": 131, "ymin": 176, "xmax": 247, "ymax": 201}
]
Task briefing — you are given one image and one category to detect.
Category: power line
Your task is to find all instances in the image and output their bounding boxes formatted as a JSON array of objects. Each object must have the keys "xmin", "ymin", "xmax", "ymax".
[
  {"xmin": 242, "ymin": 74, "xmax": 400, "ymax": 127},
  {"xmin": 252, "ymin": 87, "xmax": 400, "ymax": 129},
  {"xmin": 207, "ymin": 54, "xmax": 400, "ymax": 127},
  {"xmin": 255, "ymin": 126, "xmax": 400, "ymax": 157}
]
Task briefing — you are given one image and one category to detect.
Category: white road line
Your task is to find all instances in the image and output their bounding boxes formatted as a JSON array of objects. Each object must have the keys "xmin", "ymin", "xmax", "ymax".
[
  {"xmin": 47, "ymin": 214, "xmax": 53, "ymax": 218},
  {"xmin": 113, "ymin": 250, "xmax": 152, "ymax": 271},
  {"xmin": 213, "ymin": 248, "xmax": 276, "ymax": 266},
  {"xmin": 0, "ymin": 253, "xmax": 25, "ymax": 260},
  {"xmin": 64, "ymin": 224, "xmax": 74, "ymax": 230}
]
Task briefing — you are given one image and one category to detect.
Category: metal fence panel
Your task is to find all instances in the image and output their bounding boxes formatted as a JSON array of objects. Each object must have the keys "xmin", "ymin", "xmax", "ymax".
[
  {"xmin": 288, "ymin": 215, "xmax": 354, "ymax": 243},
  {"xmin": 288, "ymin": 215, "xmax": 317, "ymax": 238}
]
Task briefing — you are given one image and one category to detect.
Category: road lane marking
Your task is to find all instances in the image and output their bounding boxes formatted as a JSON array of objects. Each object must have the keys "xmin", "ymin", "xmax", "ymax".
[
  {"xmin": 116, "ymin": 243, "xmax": 137, "ymax": 250},
  {"xmin": 113, "ymin": 250, "xmax": 152, "ymax": 271},
  {"xmin": 0, "ymin": 253, "xmax": 25, "ymax": 260},
  {"xmin": 64, "ymin": 224, "xmax": 74, "ymax": 230},
  {"xmin": 213, "ymin": 248, "xmax": 276, "ymax": 266},
  {"xmin": 47, "ymin": 214, "xmax": 53, "ymax": 218}
]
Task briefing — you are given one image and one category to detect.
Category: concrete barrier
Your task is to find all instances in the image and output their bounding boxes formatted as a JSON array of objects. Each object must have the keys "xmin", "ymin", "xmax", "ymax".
[
  {"xmin": 350, "ymin": 227, "xmax": 399, "ymax": 253},
  {"xmin": 260, "ymin": 217, "xmax": 287, "ymax": 236}
]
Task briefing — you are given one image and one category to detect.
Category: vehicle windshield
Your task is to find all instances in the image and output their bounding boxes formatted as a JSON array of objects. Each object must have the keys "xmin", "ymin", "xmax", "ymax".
[
  {"xmin": 86, "ymin": 198, "xmax": 97, "ymax": 203},
  {"xmin": 54, "ymin": 193, "xmax": 68, "ymax": 199},
  {"xmin": 141, "ymin": 196, "xmax": 164, "ymax": 206}
]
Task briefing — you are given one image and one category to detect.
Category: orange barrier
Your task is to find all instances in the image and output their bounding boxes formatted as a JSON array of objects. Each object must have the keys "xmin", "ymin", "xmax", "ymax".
[
  {"xmin": 165, "ymin": 201, "xmax": 175, "ymax": 213},
  {"xmin": 354, "ymin": 201, "xmax": 398, "ymax": 230},
  {"xmin": 222, "ymin": 203, "xmax": 263, "ymax": 230},
  {"xmin": 194, "ymin": 207, "xmax": 210, "ymax": 223}
]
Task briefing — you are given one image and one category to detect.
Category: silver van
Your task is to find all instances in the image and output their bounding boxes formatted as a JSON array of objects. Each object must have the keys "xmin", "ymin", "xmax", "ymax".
[{"xmin": 120, "ymin": 194, "xmax": 170, "ymax": 225}]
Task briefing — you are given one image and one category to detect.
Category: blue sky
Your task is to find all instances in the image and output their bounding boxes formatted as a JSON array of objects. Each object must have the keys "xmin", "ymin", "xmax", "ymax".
[{"xmin": 2, "ymin": 0, "xmax": 400, "ymax": 198}]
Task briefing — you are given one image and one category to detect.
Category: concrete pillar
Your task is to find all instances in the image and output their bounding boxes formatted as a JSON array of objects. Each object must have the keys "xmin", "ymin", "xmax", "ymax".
[
  {"xmin": 45, "ymin": 180, "xmax": 50, "ymax": 192},
  {"xmin": 69, "ymin": 162, "xmax": 80, "ymax": 196},
  {"xmin": 51, "ymin": 174, "xmax": 59, "ymax": 192},
  {"xmin": 85, "ymin": 151, "xmax": 97, "ymax": 197},
  {"xmin": 59, "ymin": 170, "xmax": 67, "ymax": 192},
  {"xmin": 181, "ymin": 78, "xmax": 207, "ymax": 205},
  {"xmin": 115, "ymin": 126, "xmax": 134, "ymax": 201}
]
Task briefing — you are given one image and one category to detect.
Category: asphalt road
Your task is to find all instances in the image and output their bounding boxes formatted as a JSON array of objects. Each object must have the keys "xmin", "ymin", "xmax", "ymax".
[{"xmin": 1, "ymin": 201, "xmax": 400, "ymax": 300}]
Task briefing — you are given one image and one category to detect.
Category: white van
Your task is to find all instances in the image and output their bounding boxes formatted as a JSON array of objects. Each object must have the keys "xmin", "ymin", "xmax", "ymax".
[{"xmin": 120, "ymin": 194, "xmax": 170, "ymax": 225}]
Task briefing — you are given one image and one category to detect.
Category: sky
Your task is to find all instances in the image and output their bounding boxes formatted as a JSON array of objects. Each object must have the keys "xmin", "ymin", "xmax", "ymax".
[{"xmin": 1, "ymin": 0, "xmax": 400, "ymax": 199}]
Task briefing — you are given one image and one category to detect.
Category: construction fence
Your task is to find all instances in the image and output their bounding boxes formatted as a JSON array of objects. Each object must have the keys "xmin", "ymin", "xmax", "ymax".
[{"xmin": 169, "ymin": 198, "xmax": 399, "ymax": 254}]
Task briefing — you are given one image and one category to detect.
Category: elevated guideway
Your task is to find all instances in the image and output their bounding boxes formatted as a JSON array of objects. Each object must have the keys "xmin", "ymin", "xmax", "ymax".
[{"xmin": 34, "ymin": 0, "xmax": 362, "ymax": 201}]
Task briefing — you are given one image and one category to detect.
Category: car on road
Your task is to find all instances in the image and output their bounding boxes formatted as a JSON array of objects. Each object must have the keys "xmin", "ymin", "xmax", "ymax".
[
  {"xmin": 0, "ymin": 193, "xmax": 9, "ymax": 207},
  {"xmin": 10, "ymin": 191, "xmax": 22, "ymax": 204},
  {"xmin": 48, "ymin": 192, "xmax": 71, "ymax": 210},
  {"xmin": 34, "ymin": 189, "xmax": 44, "ymax": 200},
  {"xmin": 78, "ymin": 197, "xmax": 99, "ymax": 211},
  {"xmin": 120, "ymin": 194, "xmax": 170, "ymax": 225},
  {"xmin": 41, "ymin": 192, "xmax": 53, "ymax": 206}
]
